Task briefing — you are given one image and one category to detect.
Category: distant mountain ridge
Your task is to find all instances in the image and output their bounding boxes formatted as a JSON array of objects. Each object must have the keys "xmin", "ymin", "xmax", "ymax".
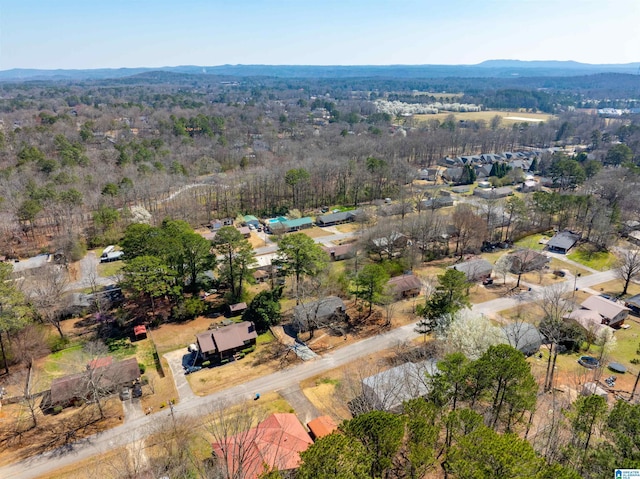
[{"xmin": 1, "ymin": 60, "xmax": 639, "ymax": 81}]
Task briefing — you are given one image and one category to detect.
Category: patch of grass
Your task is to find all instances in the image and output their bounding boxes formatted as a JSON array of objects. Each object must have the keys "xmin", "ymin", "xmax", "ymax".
[
  {"xmin": 317, "ymin": 377, "xmax": 340, "ymax": 385},
  {"xmin": 105, "ymin": 337, "xmax": 137, "ymax": 359},
  {"xmin": 96, "ymin": 261, "xmax": 123, "ymax": 278},
  {"xmin": 514, "ymin": 234, "xmax": 546, "ymax": 251},
  {"xmin": 257, "ymin": 330, "xmax": 275, "ymax": 345},
  {"xmin": 568, "ymin": 247, "xmax": 617, "ymax": 271}
]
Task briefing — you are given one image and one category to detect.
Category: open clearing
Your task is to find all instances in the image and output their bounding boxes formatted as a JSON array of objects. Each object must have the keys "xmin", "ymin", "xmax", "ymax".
[{"xmin": 413, "ymin": 110, "xmax": 554, "ymax": 125}]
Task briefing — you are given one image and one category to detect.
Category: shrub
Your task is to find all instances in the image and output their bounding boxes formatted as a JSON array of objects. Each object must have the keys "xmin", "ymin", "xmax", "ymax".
[
  {"xmin": 141, "ymin": 375, "xmax": 149, "ymax": 385},
  {"xmin": 172, "ymin": 297, "xmax": 207, "ymax": 321},
  {"xmin": 49, "ymin": 336, "xmax": 70, "ymax": 353},
  {"xmin": 221, "ymin": 359, "xmax": 230, "ymax": 365},
  {"xmin": 202, "ymin": 360, "xmax": 211, "ymax": 367},
  {"xmin": 631, "ymin": 358, "xmax": 640, "ymax": 365},
  {"xmin": 138, "ymin": 362, "xmax": 146, "ymax": 374},
  {"xmin": 242, "ymin": 346, "xmax": 256, "ymax": 354},
  {"xmin": 53, "ymin": 405, "xmax": 63, "ymax": 415}
]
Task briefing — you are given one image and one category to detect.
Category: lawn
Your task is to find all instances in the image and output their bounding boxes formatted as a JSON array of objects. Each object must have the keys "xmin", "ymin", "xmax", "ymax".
[
  {"xmin": 568, "ymin": 247, "xmax": 617, "ymax": 271},
  {"xmin": 514, "ymin": 233, "xmax": 551, "ymax": 251},
  {"xmin": 298, "ymin": 226, "xmax": 333, "ymax": 239},
  {"xmin": 587, "ymin": 279, "xmax": 640, "ymax": 299},
  {"xmin": 97, "ymin": 261, "xmax": 123, "ymax": 278},
  {"xmin": 150, "ymin": 315, "xmax": 212, "ymax": 355}
]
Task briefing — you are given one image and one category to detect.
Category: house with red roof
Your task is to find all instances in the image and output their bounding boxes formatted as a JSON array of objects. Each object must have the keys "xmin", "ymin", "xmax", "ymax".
[{"xmin": 212, "ymin": 413, "xmax": 313, "ymax": 479}]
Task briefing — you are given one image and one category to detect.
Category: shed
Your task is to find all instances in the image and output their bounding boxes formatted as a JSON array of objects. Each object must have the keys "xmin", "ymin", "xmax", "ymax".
[
  {"xmin": 228, "ymin": 302, "xmax": 248, "ymax": 315},
  {"xmin": 133, "ymin": 325, "xmax": 147, "ymax": 340},
  {"xmin": 547, "ymin": 231, "xmax": 580, "ymax": 254},
  {"xmin": 307, "ymin": 416, "xmax": 338, "ymax": 440}
]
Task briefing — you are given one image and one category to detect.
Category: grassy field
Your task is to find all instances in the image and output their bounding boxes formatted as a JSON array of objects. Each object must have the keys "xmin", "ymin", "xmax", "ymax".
[
  {"xmin": 413, "ymin": 110, "xmax": 554, "ymax": 126},
  {"xmin": 568, "ymin": 247, "xmax": 617, "ymax": 271}
]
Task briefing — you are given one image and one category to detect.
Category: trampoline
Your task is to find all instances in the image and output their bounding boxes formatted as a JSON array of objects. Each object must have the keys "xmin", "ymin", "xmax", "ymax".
[
  {"xmin": 578, "ymin": 356, "xmax": 600, "ymax": 369},
  {"xmin": 608, "ymin": 362, "xmax": 627, "ymax": 374}
]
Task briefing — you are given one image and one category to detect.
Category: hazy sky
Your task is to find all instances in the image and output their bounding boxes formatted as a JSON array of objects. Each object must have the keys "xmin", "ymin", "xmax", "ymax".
[{"xmin": 1, "ymin": 0, "xmax": 638, "ymax": 70}]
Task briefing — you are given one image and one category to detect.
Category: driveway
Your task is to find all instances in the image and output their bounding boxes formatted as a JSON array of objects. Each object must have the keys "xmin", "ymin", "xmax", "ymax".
[{"xmin": 163, "ymin": 349, "xmax": 197, "ymax": 402}]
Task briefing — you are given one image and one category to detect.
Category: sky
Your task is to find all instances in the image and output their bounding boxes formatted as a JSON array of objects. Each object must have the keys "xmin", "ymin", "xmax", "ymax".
[{"xmin": 1, "ymin": 0, "xmax": 639, "ymax": 70}]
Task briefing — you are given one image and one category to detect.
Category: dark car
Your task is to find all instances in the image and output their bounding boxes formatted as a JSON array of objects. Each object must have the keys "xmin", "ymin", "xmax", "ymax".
[{"xmin": 184, "ymin": 365, "xmax": 202, "ymax": 375}]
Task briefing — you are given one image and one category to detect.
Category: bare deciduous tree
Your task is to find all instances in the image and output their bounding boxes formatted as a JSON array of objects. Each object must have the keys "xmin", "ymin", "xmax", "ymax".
[
  {"xmin": 27, "ymin": 264, "xmax": 71, "ymax": 338},
  {"xmin": 617, "ymin": 248, "xmax": 640, "ymax": 295}
]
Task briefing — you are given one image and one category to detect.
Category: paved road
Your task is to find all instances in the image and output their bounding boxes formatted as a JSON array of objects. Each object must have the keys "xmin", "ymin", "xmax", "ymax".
[{"xmin": 0, "ymin": 266, "xmax": 619, "ymax": 479}]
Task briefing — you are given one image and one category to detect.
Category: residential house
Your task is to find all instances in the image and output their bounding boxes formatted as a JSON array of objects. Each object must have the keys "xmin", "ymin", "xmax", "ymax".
[
  {"xmin": 564, "ymin": 309, "xmax": 614, "ymax": 337},
  {"xmin": 507, "ymin": 249, "xmax": 550, "ymax": 274},
  {"xmin": 420, "ymin": 197, "xmax": 454, "ymax": 210},
  {"xmin": 307, "ymin": 416, "xmax": 338, "ymax": 440},
  {"xmin": 449, "ymin": 258, "xmax": 493, "ymax": 282},
  {"xmin": 196, "ymin": 321, "xmax": 258, "ymax": 360},
  {"xmin": 502, "ymin": 323, "xmax": 542, "ymax": 356},
  {"xmin": 378, "ymin": 203, "xmax": 414, "ymax": 217},
  {"xmin": 236, "ymin": 226, "xmax": 251, "ymax": 238},
  {"xmin": 521, "ymin": 179, "xmax": 540, "ymax": 193},
  {"xmin": 316, "ymin": 210, "xmax": 359, "ymax": 227},
  {"xmin": 628, "ymin": 231, "xmax": 640, "ymax": 247},
  {"xmin": 474, "ymin": 164, "xmax": 493, "ymax": 178},
  {"xmin": 581, "ymin": 295, "xmax": 629, "ymax": 328},
  {"xmin": 473, "ymin": 186, "xmax": 514, "ymax": 199},
  {"xmin": 450, "ymin": 185, "xmax": 471, "ymax": 194},
  {"xmin": 624, "ymin": 294, "xmax": 640, "ymax": 316},
  {"xmin": 211, "ymin": 413, "xmax": 313, "ymax": 479},
  {"xmin": 322, "ymin": 243, "xmax": 355, "ymax": 261},
  {"xmin": 442, "ymin": 167, "xmax": 464, "ymax": 183},
  {"xmin": 43, "ymin": 357, "xmax": 141, "ymax": 410},
  {"xmin": 387, "ymin": 274, "xmax": 423, "ymax": 299},
  {"xmin": 371, "ymin": 232, "xmax": 409, "ymax": 257},
  {"xmin": 268, "ymin": 217, "xmax": 313, "ymax": 234},
  {"xmin": 252, "ymin": 269, "xmax": 270, "ymax": 283},
  {"xmin": 210, "ymin": 218, "xmax": 234, "ymax": 231},
  {"xmin": 293, "ymin": 296, "xmax": 346, "ymax": 332},
  {"xmin": 547, "ymin": 231, "xmax": 581, "ymax": 254},
  {"xmin": 243, "ymin": 215, "xmax": 260, "ymax": 228},
  {"xmin": 361, "ymin": 360, "xmax": 438, "ymax": 412}
]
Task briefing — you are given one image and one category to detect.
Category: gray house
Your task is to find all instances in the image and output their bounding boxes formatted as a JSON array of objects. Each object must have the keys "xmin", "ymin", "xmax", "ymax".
[
  {"xmin": 502, "ymin": 322, "xmax": 542, "ymax": 356},
  {"xmin": 361, "ymin": 360, "xmax": 438, "ymax": 412},
  {"xmin": 293, "ymin": 296, "xmax": 346, "ymax": 332},
  {"xmin": 547, "ymin": 231, "xmax": 580, "ymax": 254},
  {"xmin": 449, "ymin": 258, "xmax": 493, "ymax": 282}
]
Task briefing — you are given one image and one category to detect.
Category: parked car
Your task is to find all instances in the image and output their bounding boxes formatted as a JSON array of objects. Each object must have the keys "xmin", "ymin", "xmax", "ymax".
[{"xmin": 184, "ymin": 365, "xmax": 202, "ymax": 375}]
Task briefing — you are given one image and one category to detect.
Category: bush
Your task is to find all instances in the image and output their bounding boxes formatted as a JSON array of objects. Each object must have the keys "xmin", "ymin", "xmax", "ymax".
[
  {"xmin": 53, "ymin": 405, "xmax": 63, "ymax": 415},
  {"xmin": 242, "ymin": 345, "xmax": 256, "ymax": 354},
  {"xmin": 49, "ymin": 336, "xmax": 70, "ymax": 353},
  {"xmin": 221, "ymin": 359, "xmax": 230, "ymax": 365},
  {"xmin": 141, "ymin": 375, "xmax": 149, "ymax": 385},
  {"xmin": 172, "ymin": 297, "xmax": 207, "ymax": 321},
  {"xmin": 631, "ymin": 358, "xmax": 640, "ymax": 365},
  {"xmin": 138, "ymin": 362, "xmax": 146, "ymax": 374},
  {"xmin": 202, "ymin": 360, "xmax": 211, "ymax": 367}
]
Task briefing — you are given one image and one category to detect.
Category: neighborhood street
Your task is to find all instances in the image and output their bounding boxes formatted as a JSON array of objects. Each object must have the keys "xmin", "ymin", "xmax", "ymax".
[{"xmin": 0, "ymin": 264, "xmax": 622, "ymax": 479}]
